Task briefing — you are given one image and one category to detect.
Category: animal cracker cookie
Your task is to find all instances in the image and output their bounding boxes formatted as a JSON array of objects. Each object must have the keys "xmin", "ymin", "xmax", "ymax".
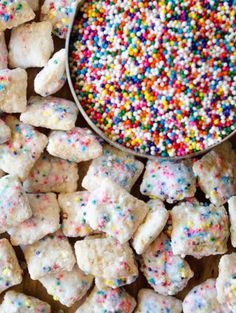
[
  {"xmin": 39, "ymin": 265, "xmax": 93, "ymax": 307},
  {"xmin": 8, "ymin": 193, "xmax": 60, "ymax": 246},
  {"xmin": 0, "ymin": 119, "xmax": 10, "ymax": 144},
  {"xmin": 0, "ymin": 175, "xmax": 32, "ymax": 233},
  {"xmin": 229, "ymin": 196, "xmax": 236, "ymax": 247},
  {"xmin": 20, "ymin": 96, "xmax": 78, "ymax": 130},
  {"xmin": 34, "ymin": 49, "xmax": 66, "ymax": 97},
  {"xmin": 141, "ymin": 233, "xmax": 193, "ymax": 296},
  {"xmin": 171, "ymin": 201, "xmax": 229, "ymax": 258},
  {"xmin": 0, "ymin": 290, "xmax": 51, "ymax": 313},
  {"xmin": 9, "ymin": 21, "xmax": 54, "ymax": 68},
  {"xmin": 75, "ymin": 287, "xmax": 136, "ymax": 313},
  {"xmin": 193, "ymin": 141, "xmax": 236, "ymax": 206},
  {"xmin": 23, "ymin": 230, "xmax": 76, "ymax": 280},
  {"xmin": 85, "ymin": 178, "xmax": 148, "ymax": 244},
  {"xmin": 74, "ymin": 236, "xmax": 138, "ymax": 280},
  {"xmin": 47, "ymin": 127, "xmax": 103, "ymax": 162},
  {"xmin": 23, "ymin": 153, "xmax": 79, "ymax": 193},
  {"xmin": 59, "ymin": 191, "xmax": 93, "ymax": 237},
  {"xmin": 82, "ymin": 145, "xmax": 144, "ymax": 192},
  {"xmin": 132, "ymin": 199, "xmax": 169, "ymax": 254},
  {"xmin": 0, "ymin": 68, "xmax": 27, "ymax": 113},
  {"xmin": 0, "ymin": 116, "xmax": 48, "ymax": 180},
  {"xmin": 140, "ymin": 159, "xmax": 196, "ymax": 203},
  {"xmin": 134, "ymin": 288, "xmax": 182, "ymax": 313},
  {"xmin": 0, "ymin": 238, "xmax": 22, "ymax": 294}
]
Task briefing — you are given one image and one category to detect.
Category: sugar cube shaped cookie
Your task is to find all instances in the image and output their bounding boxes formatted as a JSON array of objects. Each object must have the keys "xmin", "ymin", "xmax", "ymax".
[
  {"xmin": 34, "ymin": 49, "xmax": 66, "ymax": 97},
  {"xmin": 0, "ymin": 116, "xmax": 48, "ymax": 180},
  {"xmin": 59, "ymin": 191, "xmax": 93, "ymax": 237},
  {"xmin": 8, "ymin": 193, "xmax": 60, "ymax": 246},
  {"xmin": 23, "ymin": 230, "xmax": 76, "ymax": 280},
  {"xmin": 0, "ymin": 175, "xmax": 32, "ymax": 233},
  {"xmin": 47, "ymin": 127, "xmax": 103, "ymax": 162},
  {"xmin": 9, "ymin": 21, "xmax": 54, "ymax": 69},
  {"xmin": 23, "ymin": 153, "xmax": 79, "ymax": 193},
  {"xmin": 0, "ymin": 68, "xmax": 27, "ymax": 113},
  {"xmin": 0, "ymin": 238, "xmax": 22, "ymax": 293}
]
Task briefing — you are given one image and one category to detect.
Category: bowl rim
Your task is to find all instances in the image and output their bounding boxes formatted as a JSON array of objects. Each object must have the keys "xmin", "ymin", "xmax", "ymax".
[{"xmin": 65, "ymin": 3, "xmax": 236, "ymax": 160}]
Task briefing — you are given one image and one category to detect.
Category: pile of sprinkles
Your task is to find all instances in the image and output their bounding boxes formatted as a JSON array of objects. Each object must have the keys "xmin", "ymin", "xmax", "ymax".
[{"xmin": 70, "ymin": 0, "xmax": 236, "ymax": 157}]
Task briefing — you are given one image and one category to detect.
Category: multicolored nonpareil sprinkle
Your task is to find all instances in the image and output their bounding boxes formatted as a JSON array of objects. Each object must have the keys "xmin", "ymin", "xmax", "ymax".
[
  {"xmin": 70, "ymin": 0, "xmax": 236, "ymax": 157},
  {"xmin": 141, "ymin": 232, "xmax": 193, "ymax": 296}
]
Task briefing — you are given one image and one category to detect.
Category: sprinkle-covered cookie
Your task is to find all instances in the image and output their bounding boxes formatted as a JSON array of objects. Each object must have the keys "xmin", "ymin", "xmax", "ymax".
[
  {"xmin": 183, "ymin": 279, "xmax": 224, "ymax": 313},
  {"xmin": 0, "ymin": 68, "xmax": 27, "ymax": 113},
  {"xmin": 193, "ymin": 142, "xmax": 236, "ymax": 206},
  {"xmin": 0, "ymin": 238, "xmax": 22, "ymax": 294},
  {"xmin": 34, "ymin": 49, "xmax": 66, "ymax": 97},
  {"xmin": 216, "ymin": 253, "xmax": 236, "ymax": 312},
  {"xmin": 141, "ymin": 233, "xmax": 193, "ymax": 296},
  {"xmin": 8, "ymin": 193, "xmax": 60, "ymax": 246},
  {"xmin": 171, "ymin": 201, "xmax": 229, "ymax": 258},
  {"xmin": 59, "ymin": 191, "xmax": 93, "ymax": 237},
  {"xmin": 0, "ymin": 32, "xmax": 8, "ymax": 69},
  {"xmin": 47, "ymin": 127, "xmax": 103, "ymax": 162},
  {"xmin": 20, "ymin": 96, "xmax": 78, "ymax": 130},
  {"xmin": 0, "ymin": 175, "xmax": 32, "ymax": 233},
  {"xmin": 82, "ymin": 145, "xmax": 144, "ymax": 192},
  {"xmin": 0, "ymin": 290, "xmax": 51, "ymax": 313},
  {"xmin": 0, "ymin": 119, "xmax": 10, "ymax": 144},
  {"xmin": 134, "ymin": 288, "xmax": 182, "ymax": 313},
  {"xmin": 74, "ymin": 236, "xmax": 138, "ymax": 281},
  {"xmin": 41, "ymin": 0, "xmax": 78, "ymax": 39},
  {"xmin": 39, "ymin": 265, "xmax": 93, "ymax": 307},
  {"xmin": 75, "ymin": 287, "xmax": 136, "ymax": 313},
  {"xmin": 229, "ymin": 196, "xmax": 236, "ymax": 248},
  {"xmin": 23, "ymin": 153, "xmax": 79, "ymax": 193},
  {"xmin": 140, "ymin": 159, "xmax": 196, "ymax": 203},
  {"xmin": 0, "ymin": 116, "xmax": 48, "ymax": 180},
  {"xmin": 85, "ymin": 178, "xmax": 148, "ymax": 244},
  {"xmin": 9, "ymin": 21, "xmax": 54, "ymax": 69},
  {"xmin": 0, "ymin": 0, "xmax": 35, "ymax": 31},
  {"xmin": 132, "ymin": 199, "xmax": 169, "ymax": 255},
  {"xmin": 23, "ymin": 230, "xmax": 76, "ymax": 280}
]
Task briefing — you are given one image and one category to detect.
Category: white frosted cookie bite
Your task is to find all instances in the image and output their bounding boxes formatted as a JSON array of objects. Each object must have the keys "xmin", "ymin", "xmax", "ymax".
[
  {"xmin": 0, "ymin": 0, "xmax": 35, "ymax": 31},
  {"xmin": 26, "ymin": 0, "xmax": 39, "ymax": 11},
  {"xmin": 75, "ymin": 236, "xmax": 138, "ymax": 281},
  {"xmin": 216, "ymin": 253, "xmax": 236, "ymax": 312},
  {"xmin": 0, "ymin": 290, "xmax": 51, "ymax": 313},
  {"xmin": 0, "ymin": 32, "xmax": 8, "ymax": 69},
  {"xmin": 135, "ymin": 288, "xmax": 182, "ymax": 313},
  {"xmin": 229, "ymin": 196, "xmax": 236, "ymax": 247},
  {"xmin": 0, "ymin": 238, "xmax": 22, "ymax": 293},
  {"xmin": 0, "ymin": 175, "xmax": 32, "ymax": 233},
  {"xmin": 193, "ymin": 142, "xmax": 236, "ymax": 206},
  {"xmin": 140, "ymin": 159, "xmax": 196, "ymax": 203},
  {"xmin": 0, "ymin": 68, "xmax": 27, "ymax": 113},
  {"xmin": 9, "ymin": 21, "xmax": 54, "ymax": 69},
  {"xmin": 47, "ymin": 127, "xmax": 103, "ymax": 162},
  {"xmin": 141, "ymin": 233, "xmax": 193, "ymax": 296},
  {"xmin": 171, "ymin": 201, "xmax": 229, "ymax": 258},
  {"xmin": 85, "ymin": 179, "xmax": 148, "ymax": 244},
  {"xmin": 82, "ymin": 145, "xmax": 144, "ymax": 192},
  {"xmin": 132, "ymin": 199, "xmax": 169, "ymax": 255},
  {"xmin": 95, "ymin": 274, "xmax": 138, "ymax": 290},
  {"xmin": 59, "ymin": 191, "xmax": 93, "ymax": 237},
  {"xmin": 23, "ymin": 153, "xmax": 79, "ymax": 193},
  {"xmin": 39, "ymin": 265, "xmax": 93, "ymax": 307},
  {"xmin": 41, "ymin": 0, "xmax": 78, "ymax": 39},
  {"xmin": 8, "ymin": 193, "xmax": 60, "ymax": 246},
  {"xmin": 20, "ymin": 96, "xmax": 78, "ymax": 130},
  {"xmin": 23, "ymin": 230, "xmax": 76, "ymax": 280},
  {"xmin": 34, "ymin": 49, "xmax": 66, "ymax": 97},
  {"xmin": 0, "ymin": 119, "xmax": 10, "ymax": 144},
  {"xmin": 0, "ymin": 116, "xmax": 48, "ymax": 180},
  {"xmin": 75, "ymin": 287, "xmax": 136, "ymax": 313},
  {"xmin": 183, "ymin": 278, "xmax": 224, "ymax": 313}
]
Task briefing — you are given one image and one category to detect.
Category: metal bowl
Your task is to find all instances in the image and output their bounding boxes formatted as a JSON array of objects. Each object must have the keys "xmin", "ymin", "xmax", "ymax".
[{"xmin": 65, "ymin": 3, "xmax": 236, "ymax": 160}]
